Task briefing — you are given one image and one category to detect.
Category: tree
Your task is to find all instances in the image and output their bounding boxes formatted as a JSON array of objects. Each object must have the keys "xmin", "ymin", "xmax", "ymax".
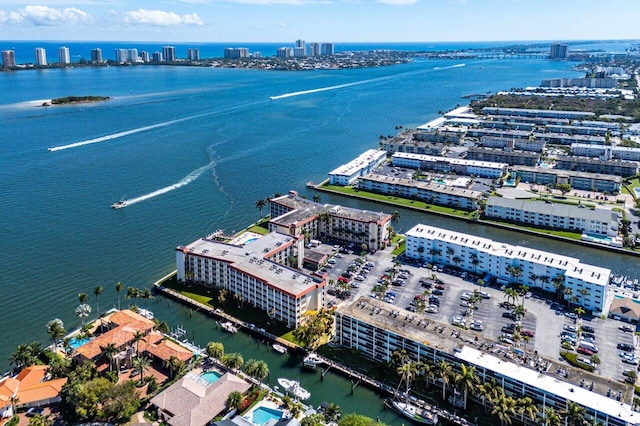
[
  {"xmin": 323, "ymin": 403, "xmax": 342, "ymax": 423},
  {"xmin": 132, "ymin": 330, "xmax": 145, "ymax": 357},
  {"xmin": 75, "ymin": 304, "xmax": 92, "ymax": 326},
  {"xmin": 94, "ymin": 285, "xmax": 104, "ymax": 317},
  {"xmin": 256, "ymin": 199, "xmax": 266, "ymax": 218},
  {"xmin": 564, "ymin": 401, "xmax": 586, "ymax": 426},
  {"xmin": 338, "ymin": 413, "xmax": 383, "ymax": 426},
  {"xmin": 165, "ymin": 355, "xmax": 185, "ymax": 379},
  {"xmin": 222, "ymin": 352, "xmax": 244, "ymax": 371},
  {"xmin": 454, "ymin": 364, "xmax": 479, "ymax": 410},
  {"xmin": 491, "ymin": 393, "xmax": 517, "ymax": 426},
  {"xmin": 141, "ymin": 288, "xmax": 153, "ymax": 308},
  {"xmin": 556, "ymin": 183, "xmax": 571, "ymax": 196},
  {"xmin": 574, "ymin": 306, "xmax": 585, "ymax": 319},
  {"xmin": 126, "ymin": 286, "xmax": 138, "ymax": 307},
  {"xmin": 543, "ymin": 407, "xmax": 563, "ymax": 426},
  {"xmin": 312, "ymin": 194, "xmax": 322, "ymax": 203},
  {"xmin": 46, "ymin": 319, "xmax": 65, "ymax": 350},
  {"xmin": 78, "ymin": 292, "xmax": 88, "ymax": 304},
  {"xmin": 391, "ymin": 210, "xmax": 400, "ymax": 226},
  {"xmin": 301, "ymin": 413, "xmax": 326, "ymax": 426},
  {"xmin": 396, "ymin": 360, "xmax": 417, "ymax": 394},
  {"xmin": 132, "ymin": 355, "xmax": 151, "ymax": 383},
  {"xmin": 101, "ymin": 343, "xmax": 118, "ymax": 372},
  {"xmin": 504, "ymin": 288, "xmax": 518, "ymax": 307},
  {"xmin": 9, "ymin": 342, "xmax": 41, "ymax": 370},
  {"xmin": 437, "ymin": 359, "xmax": 452, "ymax": 401},
  {"xmin": 115, "ymin": 281, "xmax": 123, "ymax": 310},
  {"xmin": 206, "ymin": 341, "xmax": 225, "ymax": 359},
  {"xmin": 517, "ymin": 396, "xmax": 539, "ymax": 422},
  {"xmin": 226, "ymin": 390, "xmax": 245, "ymax": 410}
]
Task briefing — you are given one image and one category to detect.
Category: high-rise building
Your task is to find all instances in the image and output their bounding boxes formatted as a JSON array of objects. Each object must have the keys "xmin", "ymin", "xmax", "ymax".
[
  {"xmin": 90, "ymin": 48, "xmax": 103, "ymax": 63},
  {"xmin": 115, "ymin": 49, "xmax": 128, "ymax": 63},
  {"xmin": 223, "ymin": 48, "xmax": 249, "ymax": 59},
  {"xmin": 34, "ymin": 48, "xmax": 47, "ymax": 66},
  {"xmin": 152, "ymin": 51, "xmax": 163, "ymax": 63},
  {"xmin": 252, "ymin": 51, "xmax": 262, "ymax": 59},
  {"xmin": 550, "ymin": 43, "xmax": 568, "ymax": 60},
  {"xmin": 308, "ymin": 43, "xmax": 320, "ymax": 57},
  {"xmin": 162, "ymin": 46, "xmax": 176, "ymax": 62},
  {"xmin": 187, "ymin": 48, "xmax": 200, "ymax": 61},
  {"xmin": 320, "ymin": 43, "xmax": 334, "ymax": 55},
  {"xmin": 126, "ymin": 48, "xmax": 139, "ymax": 63},
  {"xmin": 294, "ymin": 39, "xmax": 306, "ymax": 56},
  {"xmin": 140, "ymin": 51, "xmax": 150, "ymax": 63},
  {"xmin": 2, "ymin": 50, "xmax": 16, "ymax": 68},
  {"xmin": 276, "ymin": 47, "xmax": 293, "ymax": 58},
  {"xmin": 58, "ymin": 46, "xmax": 70, "ymax": 64}
]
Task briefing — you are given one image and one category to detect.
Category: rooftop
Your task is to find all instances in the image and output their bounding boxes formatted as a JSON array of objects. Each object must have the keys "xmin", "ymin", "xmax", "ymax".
[
  {"xmin": 486, "ymin": 197, "xmax": 618, "ymax": 224},
  {"xmin": 392, "ymin": 152, "xmax": 508, "ymax": 170},
  {"xmin": 361, "ymin": 173, "xmax": 484, "ymax": 200},
  {"xmin": 328, "ymin": 149, "xmax": 386, "ymax": 176}
]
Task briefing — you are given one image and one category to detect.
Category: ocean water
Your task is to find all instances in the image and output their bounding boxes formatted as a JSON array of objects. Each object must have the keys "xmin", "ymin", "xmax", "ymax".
[{"xmin": 0, "ymin": 42, "xmax": 638, "ymax": 421}]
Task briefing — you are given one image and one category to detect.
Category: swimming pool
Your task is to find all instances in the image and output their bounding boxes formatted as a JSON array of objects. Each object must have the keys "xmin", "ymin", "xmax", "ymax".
[
  {"xmin": 69, "ymin": 337, "xmax": 91, "ymax": 349},
  {"xmin": 251, "ymin": 407, "xmax": 284, "ymax": 426},
  {"xmin": 634, "ymin": 187, "xmax": 640, "ymax": 198},
  {"xmin": 200, "ymin": 371, "xmax": 222, "ymax": 384}
]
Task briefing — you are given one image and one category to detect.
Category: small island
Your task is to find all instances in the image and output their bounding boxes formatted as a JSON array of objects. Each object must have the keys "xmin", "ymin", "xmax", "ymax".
[{"xmin": 42, "ymin": 95, "xmax": 110, "ymax": 106}]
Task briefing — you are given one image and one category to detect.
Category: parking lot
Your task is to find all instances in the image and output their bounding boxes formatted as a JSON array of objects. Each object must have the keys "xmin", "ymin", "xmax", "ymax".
[{"xmin": 317, "ymin": 243, "xmax": 639, "ymax": 388}]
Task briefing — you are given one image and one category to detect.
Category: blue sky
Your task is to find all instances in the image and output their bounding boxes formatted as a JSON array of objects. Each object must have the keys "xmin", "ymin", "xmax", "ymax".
[{"xmin": 0, "ymin": 0, "xmax": 638, "ymax": 43}]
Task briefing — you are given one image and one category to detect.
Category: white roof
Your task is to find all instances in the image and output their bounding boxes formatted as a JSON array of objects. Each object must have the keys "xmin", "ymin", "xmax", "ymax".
[
  {"xmin": 329, "ymin": 149, "xmax": 386, "ymax": 176},
  {"xmin": 392, "ymin": 152, "xmax": 507, "ymax": 170}
]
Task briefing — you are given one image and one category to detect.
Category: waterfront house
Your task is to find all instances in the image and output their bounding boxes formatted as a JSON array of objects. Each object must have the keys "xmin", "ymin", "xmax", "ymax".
[{"xmin": 0, "ymin": 365, "xmax": 67, "ymax": 417}]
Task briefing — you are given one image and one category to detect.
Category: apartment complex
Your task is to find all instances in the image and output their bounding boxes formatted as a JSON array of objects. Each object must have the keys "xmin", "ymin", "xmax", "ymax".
[
  {"xmin": 90, "ymin": 48, "xmax": 103, "ymax": 63},
  {"xmin": 465, "ymin": 147, "xmax": 540, "ymax": 167},
  {"xmin": 34, "ymin": 47, "xmax": 47, "ymax": 66},
  {"xmin": 58, "ymin": 46, "xmax": 70, "ymax": 64},
  {"xmin": 404, "ymin": 224, "xmax": 611, "ymax": 313},
  {"xmin": 555, "ymin": 157, "xmax": 638, "ymax": 177},
  {"xmin": 328, "ymin": 149, "xmax": 387, "ymax": 185},
  {"xmin": 268, "ymin": 193, "xmax": 391, "ymax": 252},
  {"xmin": 357, "ymin": 174, "xmax": 482, "ymax": 211},
  {"xmin": 176, "ymin": 232, "xmax": 324, "ymax": 327},
  {"xmin": 572, "ymin": 144, "xmax": 640, "ymax": 162},
  {"xmin": 391, "ymin": 152, "xmax": 507, "ymax": 179},
  {"xmin": 162, "ymin": 46, "xmax": 176, "ymax": 62},
  {"xmin": 511, "ymin": 166, "xmax": 622, "ymax": 193},
  {"xmin": 224, "ymin": 48, "xmax": 249, "ymax": 59},
  {"xmin": 550, "ymin": 43, "xmax": 569, "ymax": 59},
  {"xmin": 1, "ymin": 50, "xmax": 15, "ymax": 68},
  {"xmin": 485, "ymin": 197, "xmax": 619, "ymax": 236},
  {"xmin": 335, "ymin": 297, "xmax": 634, "ymax": 426}
]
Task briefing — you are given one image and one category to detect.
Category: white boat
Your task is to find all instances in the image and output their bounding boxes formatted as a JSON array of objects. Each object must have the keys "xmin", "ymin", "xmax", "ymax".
[
  {"xmin": 220, "ymin": 321, "xmax": 238, "ymax": 334},
  {"xmin": 277, "ymin": 378, "xmax": 311, "ymax": 400},
  {"xmin": 303, "ymin": 353, "xmax": 324, "ymax": 368},
  {"xmin": 111, "ymin": 200, "xmax": 127, "ymax": 209},
  {"xmin": 385, "ymin": 399, "xmax": 439, "ymax": 425},
  {"xmin": 272, "ymin": 343, "xmax": 288, "ymax": 354}
]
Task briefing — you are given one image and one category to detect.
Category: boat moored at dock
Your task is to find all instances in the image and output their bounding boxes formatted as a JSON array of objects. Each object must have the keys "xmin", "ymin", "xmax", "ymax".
[
  {"xmin": 302, "ymin": 353, "xmax": 324, "ymax": 369},
  {"xmin": 220, "ymin": 321, "xmax": 238, "ymax": 334},
  {"xmin": 385, "ymin": 399, "xmax": 439, "ymax": 425},
  {"xmin": 277, "ymin": 378, "xmax": 311, "ymax": 400},
  {"xmin": 272, "ymin": 343, "xmax": 288, "ymax": 354}
]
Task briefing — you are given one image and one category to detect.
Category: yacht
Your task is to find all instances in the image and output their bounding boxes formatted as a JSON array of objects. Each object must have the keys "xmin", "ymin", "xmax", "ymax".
[
  {"xmin": 277, "ymin": 378, "xmax": 311, "ymax": 400},
  {"xmin": 385, "ymin": 399, "xmax": 439, "ymax": 425},
  {"xmin": 272, "ymin": 343, "xmax": 288, "ymax": 354},
  {"xmin": 220, "ymin": 321, "xmax": 238, "ymax": 334},
  {"xmin": 302, "ymin": 353, "xmax": 324, "ymax": 369},
  {"xmin": 111, "ymin": 200, "xmax": 127, "ymax": 209}
]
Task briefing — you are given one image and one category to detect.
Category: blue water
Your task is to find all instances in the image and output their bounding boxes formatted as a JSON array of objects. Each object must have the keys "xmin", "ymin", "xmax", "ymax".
[
  {"xmin": 69, "ymin": 337, "xmax": 91, "ymax": 349},
  {"xmin": 251, "ymin": 407, "xmax": 284, "ymax": 426},
  {"xmin": 1, "ymin": 40, "xmax": 639, "ymax": 424},
  {"xmin": 200, "ymin": 370, "xmax": 222, "ymax": 384}
]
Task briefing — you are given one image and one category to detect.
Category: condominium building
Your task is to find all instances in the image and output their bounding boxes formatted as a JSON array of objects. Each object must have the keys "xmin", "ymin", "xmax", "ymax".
[
  {"xmin": 34, "ymin": 47, "xmax": 47, "ymax": 66},
  {"xmin": 162, "ymin": 46, "xmax": 176, "ymax": 62},
  {"xmin": 58, "ymin": 46, "xmax": 70, "ymax": 64},
  {"xmin": 268, "ymin": 193, "xmax": 391, "ymax": 252},
  {"xmin": 276, "ymin": 47, "xmax": 293, "ymax": 58},
  {"xmin": 381, "ymin": 139, "xmax": 446, "ymax": 156},
  {"xmin": 176, "ymin": 232, "xmax": 324, "ymax": 328},
  {"xmin": 152, "ymin": 52, "xmax": 163, "ymax": 63},
  {"xmin": 140, "ymin": 51, "xmax": 149, "ymax": 63},
  {"xmin": 482, "ymin": 107, "xmax": 594, "ymax": 121},
  {"xmin": 115, "ymin": 49, "xmax": 128, "ymax": 63},
  {"xmin": 1, "ymin": 50, "xmax": 15, "ymax": 68},
  {"xmin": 479, "ymin": 136, "xmax": 546, "ymax": 153},
  {"xmin": 187, "ymin": 48, "xmax": 200, "ymax": 61},
  {"xmin": 223, "ymin": 48, "xmax": 249, "ymax": 59},
  {"xmin": 90, "ymin": 48, "xmax": 103, "ymax": 63},
  {"xmin": 404, "ymin": 224, "xmax": 612, "ymax": 313},
  {"xmin": 294, "ymin": 39, "xmax": 306, "ymax": 57},
  {"xmin": 550, "ymin": 43, "xmax": 569, "ymax": 59},
  {"xmin": 357, "ymin": 174, "xmax": 483, "ymax": 211},
  {"xmin": 308, "ymin": 43, "xmax": 320, "ymax": 57},
  {"xmin": 555, "ymin": 157, "xmax": 638, "ymax": 177},
  {"xmin": 320, "ymin": 43, "xmax": 335, "ymax": 55},
  {"xmin": 391, "ymin": 152, "xmax": 507, "ymax": 179},
  {"xmin": 571, "ymin": 144, "xmax": 640, "ymax": 162},
  {"xmin": 485, "ymin": 197, "xmax": 619, "ymax": 236},
  {"xmin": 465, "ymin": 147, "xmax": 540, "ymax": 167},
  {"xmin": 126, "ymin": 49, "xmax": 139, "ymax": 63},
  {"xmin": 335, "ymin": 297, "xmax": 634, "ymax": 426},
  {"xmin": 328, "ymin": 149, "xmax": 387, "ymax": 185},
  {"xmin": 511, "ymin": 166, "xmax": 622, "ymax": 193}
]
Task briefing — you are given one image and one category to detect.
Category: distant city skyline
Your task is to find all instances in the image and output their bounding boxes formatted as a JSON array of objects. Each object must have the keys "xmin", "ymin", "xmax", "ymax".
[{"xmin": 0, "ymin": 0, "xmax": 639, "ymax": 43}]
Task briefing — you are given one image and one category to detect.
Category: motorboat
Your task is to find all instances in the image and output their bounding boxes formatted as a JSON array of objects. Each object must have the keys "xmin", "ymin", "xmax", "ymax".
[
  {"xmin": 277, "ymin": 378, "xmax": 310, "ymax": 400},
  {"xmin": 385, "ymin": 399, "xmax": 439, "ymax": 425},
  {"xmin": 220, "ymin": 321, "xmax": 238, "ymax": 334},
  {"xmin": 302, "ymin": 353, "xmax": 324, "ymax": 369},
  {"xmin": 272, "ymin": 343, "xmax": 288, "ymax": 354},
  {"xmin": 111, "ymin": 200, "xmax": 127, "ymax": 209}
]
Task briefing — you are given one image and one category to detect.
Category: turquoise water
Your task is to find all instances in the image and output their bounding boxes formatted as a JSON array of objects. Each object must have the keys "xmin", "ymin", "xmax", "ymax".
[
  {"xmin": 200, "ymin": 370, "xmax": 222, "ymax": 384},
  {"xmin": 584, "ymin": 233, "xmax": 612, "ymax": 242},
  {"xmin": 69, "ymin": 337, "xmax": 91, "ymax": 349},
  {"xmin": 251, "ymin": 407, "xmax": 284, "ymax": 425},
  {"xmin": 634, "ymin": 188, "xmax": 640, "ymax": 198}
]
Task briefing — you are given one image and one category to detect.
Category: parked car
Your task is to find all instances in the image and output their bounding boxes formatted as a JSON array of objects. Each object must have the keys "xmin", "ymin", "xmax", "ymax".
[
  {"xmin": 618, "ymin": 343, "xmax": 634, "ymax": 352},
  {"xmin": 26, "ymin": 408, "xmax": 45, "ymax": 417},
  {"xmin": 563, "ymin": 325, "xmax": 577, "ymax": 333},
  {"xmin": 620, "ymin": 325, "xmax": 635, "ymax": 333},
  {"xmin": 426, "ymin": 305, "xmax": 438, "ymax": 314},
  {"xmin": 564, "ymin": 312, "xmax": 578, "ymax": 320},
  {"xmin": 479, "ymin": 291, "xmax": 491, "ymax": 299},
  {"xmin": 406, "ymin": 306, "xmax": 417, "ymax": 312},
  {"xmin": 432, "ymin": 289, "xmax": 444, "ymax": 295},
  {"xmin": 581, "ymin": 325, "xmax": 595, "ymax": 333},
  {"xmin": 576, "ymin": 347, "xmax": 593, "ymax": 356},
  {"xmin": 521, "ymin": 330, "xmax": 534, "ymax": 338}
]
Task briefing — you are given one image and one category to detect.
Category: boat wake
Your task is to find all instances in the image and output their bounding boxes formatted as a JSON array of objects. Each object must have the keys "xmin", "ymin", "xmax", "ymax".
[
  {"xmin": 270, "ymin": 75, "xmax": 393, "ymax": 100},
  {"xmin": 432, "ymin": 63, "xmax": 466, "ymax": 70},
  {"xmin": 120, "ymin": 161, "xmax": 214, "ymax": 207}
]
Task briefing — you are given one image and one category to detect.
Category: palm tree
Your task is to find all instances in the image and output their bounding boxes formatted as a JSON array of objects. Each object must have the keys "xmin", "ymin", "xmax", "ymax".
[
  {"xmin": 244, "ymin": 359, "xmax": 270, "ymax": 382},
  {"xmin": 165, "ymin": 355, "xmax": 185, "ymax": 379},
  {"xmin": 126, "ymin": 286, "xmax": 139, "ymax": 307},
  {"xmin": 226, "ymin": 390, "xmax": 245, "ymax": 410},
  {"xmin": 101, "ymin": 343, "xmax": 118, "ymax": 372},
  {"xmin": 256, "ymin": 199, "xmax": 266, "ymax": 218},
  {"xmin": 46, "ymin": 319, "xmax": 65, "ymax": 350},
  {"xmin": 477, "ymin": 379, "xmax": 501, "ymax": 412},
  {"xmin": 133, "ymin": 355, "xmax": 151, "ymax": 383},
  {"xmin": 396, "ymin": 360, "xmax": 417, "ymax": 394},
  {"xmin": 437, "ymin": 359, "xmax": 452, "ymax": 401},
  {"xmin": 454, "ymin": 364, "xmax": 479, "ymax": 409},
  {"xmin": 312, "ymin": 194, "xmax": 322, "ymax": 203},
  {"xmin": 94, "ymin": 285, "xmax": 104, "ymax": 317},
  {"xmin": 323, "ymin": 403, "xmax": 342, "ymax": 423},
  {"xmin": 9, "ymin": 343, "xmax": 39, "ymax": 370},
  {"xmin": 390, "ymin": 349, "xmax": 409, "ymax": 368},
  {"xmin": 564, "ymin": 401, "xmax": 586, "ymax": 426},
  {"xmin": 543, "ymin": 407, "xmax": 563, "ymax": 426},
  {"xmin": 9, "ymin": 395, "xmax": 19, "ymax": 417},
  {"xmin": 391, "ymin": 210, "xmax": 400, "ymax": 226},
  {"xmin": 513, "ymin": 304, "xmax": 526, "ymax": 321},
  {"xmin": 574, "ymin": 306, "xmax": 585, "ymax": 319},
  {"xmin": 206, "ymin": 341, "xmax": 225, "ymax": 359},
  {"xmin": 419, "ymin": 360, "xmax": 435, "ymax": 390},
  {"xmin": 142, "ymin": 288, "xmax": 153, "ymax": 308},
  {"xmin": 132, "ymin": 330, "xmax": 146, "ymax": 357},
  {"xmin": 75, "ymin": 303, "xmax": 92, "ymax": 326},
  {"xmin": 115, "ymin": 281, "xmax": 123, "ymax": 310},
  {"xmin": 491, "ymin": 393, "xmax": 517, "ymax": 426},
  {"xmin": 78, "ymin": 292, "xmax": 88, "ymax": 304},
  {"xmin": 504, "ymin": 288, "xmax": 518, "ymax": 307},
  {"xmin": 517, "ymin": 396, "xmax": 539, "ymax": 423},
  {"xmin": 222, "ymin": 352, "xmax": 244, "ymax": 371}
]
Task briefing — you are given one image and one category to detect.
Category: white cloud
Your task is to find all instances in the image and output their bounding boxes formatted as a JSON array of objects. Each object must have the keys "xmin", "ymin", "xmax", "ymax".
[
  {"xmin": 0, "ymin": 10, "xmax": 24, "ymax": 24},
  {"xmin": 377, "ymin": 0, "xmax": 419, "ymax": 4},
  {"xmin": 17, "ymin": 5, "xmax": 92, "ymax": 26},
  {"xmin": 181, "ymin": 0, "xmax": 328, "ymax": 4},
  {"xmin": 123, "ymin": 9, "xmax": 204, "ymax": 26}
]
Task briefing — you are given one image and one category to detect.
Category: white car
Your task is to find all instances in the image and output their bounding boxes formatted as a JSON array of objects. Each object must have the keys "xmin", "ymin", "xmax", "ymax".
[
  {"xmin": 470, "ymin": 322, "xmax": 484, "ymax": 331},
  {"xmin": 355, "ymin": 275, "xmax": 365, "ymax": 281},
  {"xmin": 452, "ymin": 316, "xmax": 465, "ymax": 327},
  {"xmin": 479, "ymin": 291, "xmax": 491, "ymax": 299},
  {"xmin": 426, "ymin": 305, "xmax": 438, "ymax": 314},
  {"xmin": 460, "ymin": 292, "xmax": 472, "ymax": 301}
]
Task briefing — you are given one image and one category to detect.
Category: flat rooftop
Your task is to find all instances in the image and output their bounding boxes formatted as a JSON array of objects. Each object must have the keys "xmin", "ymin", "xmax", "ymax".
[
  {"xmin": 392, "ymin": 152, "xmax": 508, "ymax": 170},
  {"xmin": 362, "ymin": 173, "xmax": 484, "ymax": 200},
  {"xmin": 328, "ymin": 149, "xmax": 386, "ymax": 176},
  {"xmin": 512, "ymin": 165, "xmax": 622, "ymax": 182},
  {"xmin": 486, "ymin": 197, "xmax": 618, "ymax": 224}
]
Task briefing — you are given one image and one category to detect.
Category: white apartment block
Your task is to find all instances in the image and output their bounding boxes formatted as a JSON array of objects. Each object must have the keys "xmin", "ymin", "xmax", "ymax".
[
  {"xmin": 58, "ymin": 46, "xmax": 70, "ymax": 64},
  {"xmin": 512, "ymin": 166, "xmax": 622, "ymax": 193},
  {"xmin": 405, "ymin": 224, "xmax": 612, "ymax": 313},
  {"xmin": 328, "ymin": 149, "xmax": 387, "ymax": 186},
  {"xmin": 34, "ymin": 48, "xmax": 47, "ymax": 66},
  {"xmin": 391, "ymin": 152, "xmax": 507, "ymax": 179},
  {"xmin": 176, "ymin": 232, "xmax": 324, "ymax": 328},
  {"xmin": 357, "ymin": 174, "xmax": 482, "ymax": 211},
  {"xmin": 485, "ymin": 197, "xmax": 619, "ymax": 236},
  {"xmin": 268, "ymin": 193, "xmax": 391, "ymax": 252}
]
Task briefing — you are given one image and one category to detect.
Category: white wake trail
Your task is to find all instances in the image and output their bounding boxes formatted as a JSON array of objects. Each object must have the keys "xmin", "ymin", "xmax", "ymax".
[
  {"xmin": 270, "ymin": 76, "xmax": 393, "ymax": 100},
  {"xmin": 121, "ymin": 161, "xmax": 214, "ymax": 207}
]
